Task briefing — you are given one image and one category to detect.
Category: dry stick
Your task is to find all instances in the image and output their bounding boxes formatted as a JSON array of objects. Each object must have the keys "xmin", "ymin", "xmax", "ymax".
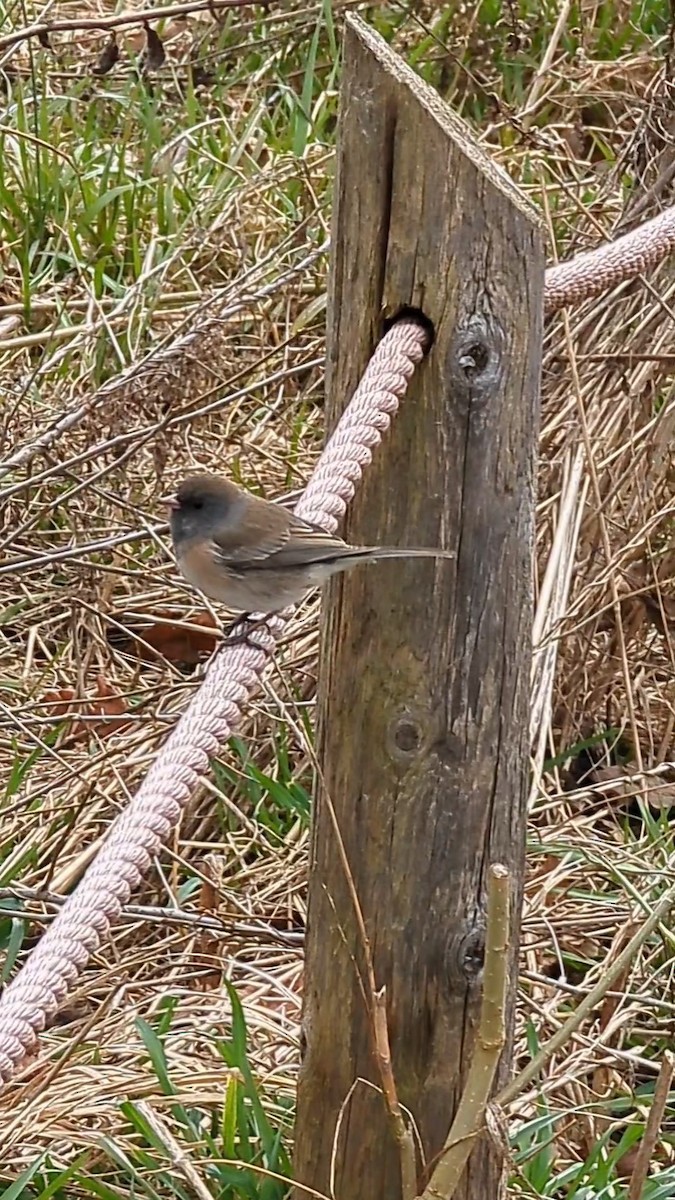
[
  {"xmin": 0, "ymin": 313, "xmax": 194, "ymax": 353},
  {"xmin": 317, "ymin": 771, "xmax": 418, "ymax": 1198},
  {"xmin": 135, "ymin": 1100, "xmax": 215, "ymax": 1200},
  {"xmin": 627, "ymin": 1051, "xmax": 674, "ymax": 1200},
  {"xmin": 0, "ymin": 525, "xmax": 167, "ymax": 576},
  {"xmin": 561, "ymin": 310, "xmax": 645, "ymax": 772},
  {"xmin": 497, "ymin": 878, "xmax": 675, "ymax": 1107},
  {"xmin": 418, "ymin": 865, "xmax": 510, "ymax": 1200},
  {"xmin": 0, "ymin": 292, "xmax": 203, "ymax": 317},
  {"xmin": 0, "ymin": 902, "xmax": 302, "ymax": 946},
  {"xmin": 373, "ymin": 988, "xmax": 418, "ymax": 1200},
  {"xmin": 0, "ymin": 0, "xmax": 261, "ymax": 51},
  {"xmin": 519, "ymin": 0, "xmax": 572, "ymax": 131}
]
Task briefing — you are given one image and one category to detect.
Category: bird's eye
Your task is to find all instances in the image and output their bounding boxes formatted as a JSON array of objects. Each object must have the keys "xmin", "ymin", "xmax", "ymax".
[{"xmin": 192, "ymin": 499, "xmax": 204, "ymax": 511}]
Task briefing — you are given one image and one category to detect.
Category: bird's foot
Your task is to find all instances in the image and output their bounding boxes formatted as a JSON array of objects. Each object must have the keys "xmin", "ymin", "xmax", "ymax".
[{"xmin": 222, "ymin": 613, "xmax": 274, "ymax": 652}]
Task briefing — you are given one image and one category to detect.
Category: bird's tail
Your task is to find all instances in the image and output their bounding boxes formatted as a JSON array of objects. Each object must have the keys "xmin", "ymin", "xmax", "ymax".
[
  {"xmin": 367, "ymin": 546, "xmax": 454, "ymax": 559},
  {"xmin": 330, "ymin": 546, "xmax": 455, "ymax": 565}
]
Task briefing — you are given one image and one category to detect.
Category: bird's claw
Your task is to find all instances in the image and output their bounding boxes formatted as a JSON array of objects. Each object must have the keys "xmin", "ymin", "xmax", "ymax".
[{"xmin": 222, "ymin": 613, "xmax": 273, "ymax": 653}]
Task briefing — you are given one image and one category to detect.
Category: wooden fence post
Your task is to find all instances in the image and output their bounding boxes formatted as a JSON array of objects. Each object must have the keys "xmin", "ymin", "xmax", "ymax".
[{"xmin": 293, "ymin": 16, "xmax": 545, "ymax": 1200}]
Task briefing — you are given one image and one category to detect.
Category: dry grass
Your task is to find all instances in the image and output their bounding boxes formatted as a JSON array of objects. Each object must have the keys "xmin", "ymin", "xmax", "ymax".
[{"xmin": 1, "ymin": 0, "xmax": 675, "ymax": 1194}]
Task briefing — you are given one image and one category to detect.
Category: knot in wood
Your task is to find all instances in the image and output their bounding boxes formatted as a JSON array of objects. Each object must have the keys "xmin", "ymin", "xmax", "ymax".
[
  {"xmin": 394, "ymin": 719, "xmax": 421, "ymax": 753},
  {"xmin": 450, "ymin": 314, "xmax": 503, "ymax": 401},
  {"xmin": 387, "ymin": 710, "xmax": 425, "ymax": 761},
  {"xmin": 446, "ymin": 923, "xmax": 486, "ymax": 987},
  {"xmin": 458, "ymin": 340, "xmax": 489, "ymax": 375}
]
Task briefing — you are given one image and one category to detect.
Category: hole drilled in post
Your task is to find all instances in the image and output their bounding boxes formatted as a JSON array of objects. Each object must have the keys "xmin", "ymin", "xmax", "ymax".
[{"xmin": 383, "ymin": 305, "xmax": 435, "ymax": 353}]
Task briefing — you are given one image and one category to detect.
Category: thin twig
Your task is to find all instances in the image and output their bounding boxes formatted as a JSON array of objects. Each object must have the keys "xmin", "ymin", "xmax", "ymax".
[
  {"xmin": 0, "ymin": 0, "xmax": 263, "ymax": 51},
  {"xmin": 134, "ymin": 1101, "xmax": 219, "ymax": 1200},
  {"xmin": 0, "ymin": 887, "xmax": 303, "ymax": 947},
  {"xmin": 316, "ymin": 772, "xmax": 419, "ymax": 1197},
  {"xmin": 519, "ymin": 0, "xmax": 573, "ymax": 131},
  {"xmin": 0, "ymin": 524, "xmax": 167, "ymax": 576},
  {"xmin": 627, "ymin": 1051, "xmax": 674, "ymax": 1200},
  {"xmin": 373, "ymin": 988, "xmax": 418, "ymax": 1200}
]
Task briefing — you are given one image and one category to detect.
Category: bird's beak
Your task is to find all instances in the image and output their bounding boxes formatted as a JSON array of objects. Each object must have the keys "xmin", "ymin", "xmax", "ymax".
[{"xmin": 160, "ymin": 493, "xmax": 180, "ymax": 512}]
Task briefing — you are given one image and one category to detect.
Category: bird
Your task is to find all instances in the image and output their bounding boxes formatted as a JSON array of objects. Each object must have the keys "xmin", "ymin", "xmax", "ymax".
[{"xmin": 165, "ymin": 472, "xmax": 454, "ymax": 618}]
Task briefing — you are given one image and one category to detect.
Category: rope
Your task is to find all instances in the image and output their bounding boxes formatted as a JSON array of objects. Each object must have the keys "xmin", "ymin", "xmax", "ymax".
[
  {"xmin": 544, "ymin": 206, "xmax": 675, "ymax": 313},
  {"xmin": 2, "ymin": 200, "xmax": 675, "ymax": 1090},
  {"xmin": 0, "ymin": 318, "xmax": 429, "ymax": 1087}
]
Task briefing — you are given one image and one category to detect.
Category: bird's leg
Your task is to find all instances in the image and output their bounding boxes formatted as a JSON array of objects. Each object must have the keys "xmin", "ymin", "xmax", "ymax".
[
  {"xmin": 222, "ymin": 612, "xmax": 250, "ymax": 641},
  {"xmin": 222, "ymin": 612, "xmax": 273, "ymax": 651}
]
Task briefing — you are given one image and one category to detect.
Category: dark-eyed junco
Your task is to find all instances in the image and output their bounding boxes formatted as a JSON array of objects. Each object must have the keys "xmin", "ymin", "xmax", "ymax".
[{"xmin": 166, "ymin": 472, "xmax": 454, "ymax": 616}]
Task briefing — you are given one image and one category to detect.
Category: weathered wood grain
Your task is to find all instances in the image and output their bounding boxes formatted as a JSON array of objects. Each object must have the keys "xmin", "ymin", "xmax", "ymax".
[{"xmin": 293, "ymin": 16, "xmax": 545, "ymax": 1200}]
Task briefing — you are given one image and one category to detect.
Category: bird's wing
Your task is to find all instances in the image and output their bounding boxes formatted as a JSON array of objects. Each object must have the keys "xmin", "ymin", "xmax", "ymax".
[
  {"xmin": 211, "ymin": 505, "xmax": 341, "ymax": 569},
  {"xmin": 260, "ymin": 522, "xmax": 353, "ymax": 569}
]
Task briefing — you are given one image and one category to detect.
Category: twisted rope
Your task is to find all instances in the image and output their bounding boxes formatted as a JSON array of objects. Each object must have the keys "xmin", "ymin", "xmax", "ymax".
[
  {"xmin": 0, "ymin": 318, "xmax": 429, "ymax": 1087},
  {"xmin": 544, "ymin": 206, "xmax": 675, "ymax": 313}
]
